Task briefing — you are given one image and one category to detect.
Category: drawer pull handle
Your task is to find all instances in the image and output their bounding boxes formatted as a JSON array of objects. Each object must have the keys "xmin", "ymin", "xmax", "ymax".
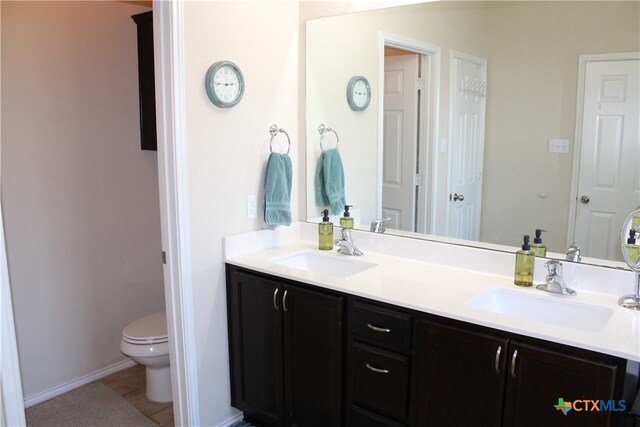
[
  {"xmin": 282, "ymin": 290, "xmax": 289, "ymax": 312},
  {"xmin": 365, "ymin": 363, "xmax": 389, "ymax": 374},
  {"xmin": 510, "ymin": 350, "xmax": 518, "ymax": 378},
  {"xmin": 273, "ymin": 288, "xmax": 280, "ymax": 311},
  {"xmin": 494, "ymin": 346, "xmax": 501, "ymax": 374},
  {"xmin": 367, "ymin": 323, "xmax": 391, "ymax": 333}
]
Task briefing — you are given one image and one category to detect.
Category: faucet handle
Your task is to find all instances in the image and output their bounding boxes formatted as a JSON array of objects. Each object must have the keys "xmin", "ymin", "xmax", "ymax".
[
  {"xmin": 545, "ymin": 259, "xmax": 561, "ymax": 274},
  {"xmin": 566, "ymin": 243, "xmax": 581, "ymax": 262},
  {"xmin": 340, "ymin": 227, "xmax": 352, "ymax": 240},
  {"xmin": 370, "ymin": 217, "xmax": 391, "ymax": 233}
]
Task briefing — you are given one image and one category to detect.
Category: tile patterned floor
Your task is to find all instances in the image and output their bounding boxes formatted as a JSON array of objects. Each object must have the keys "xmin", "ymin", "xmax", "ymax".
[{"xmin": 100, "ymin": 364, "xmax": 174, "ymax": 426}]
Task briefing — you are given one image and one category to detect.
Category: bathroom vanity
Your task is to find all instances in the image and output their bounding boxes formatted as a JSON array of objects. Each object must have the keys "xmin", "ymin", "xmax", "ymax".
[{"xmin": 225, "ymin": 224, "xmax": 640, "ymax": 427}]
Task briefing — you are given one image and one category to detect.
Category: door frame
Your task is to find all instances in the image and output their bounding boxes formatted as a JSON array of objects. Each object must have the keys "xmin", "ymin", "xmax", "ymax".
[
  {"xmin": 566, "ymin": 52, "xmax": 640, "ymax": 248},
  {"xmin": 153, "ymin": 2, "xmax": 200, "ymax": 426},
  {"xmin": 378, "ymin": 32, "xmax": 441, "ymax": 234}
]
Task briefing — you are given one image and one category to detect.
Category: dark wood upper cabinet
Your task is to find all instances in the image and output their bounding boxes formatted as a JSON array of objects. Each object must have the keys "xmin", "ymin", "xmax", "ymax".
[{"xmin": 131, "ymin": 11, "xmax": 157, "ymax": 151}]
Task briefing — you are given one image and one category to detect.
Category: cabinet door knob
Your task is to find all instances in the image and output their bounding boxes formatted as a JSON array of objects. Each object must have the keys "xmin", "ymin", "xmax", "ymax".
[
  {"xmin": 273, "ymin": 288, "xmax": 280, "ymax": 311},
  {"xmin": 282, "ymin": 290, "xmax": 289, "ymax": 312},
  {"xmin": 494, "ymin": 346, "xmax": 502, "ymax": 374},
  {"xmin": 367, "ymin": 323, "xmax": 391, "ymax": 333},
  {"xmin": 510, "ymin": 350, "xmax": 518, "ymax": 378},
  {"xmin": 365, "ymin": 363, "xmax": 389, "ymax": 374}
]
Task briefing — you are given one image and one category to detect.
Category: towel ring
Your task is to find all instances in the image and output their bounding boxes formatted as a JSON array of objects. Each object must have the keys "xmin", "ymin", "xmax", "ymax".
[
  {"xmin": 269, "ymin": 124, "xmax": 291, "ymax": 154},
  {"xmin": 318, "ymin": 124, "xmax": 339, "ymax": 151}
]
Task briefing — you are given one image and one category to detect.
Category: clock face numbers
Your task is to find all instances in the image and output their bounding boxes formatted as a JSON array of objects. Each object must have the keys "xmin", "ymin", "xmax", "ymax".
[
  {"xmin": 352, "ymin": 80, "xmax": 368, "ymax": 107},
  {"xmin": 205, "ymin": 61, "xmax": 244, "ymax": 108},
  {"xmin": 213, "ymin": 65, "xmax": 240, "ymax": 104},
  {"xmin": 347, "ymin": 76, "xmax": 370, "ymax": 111}
]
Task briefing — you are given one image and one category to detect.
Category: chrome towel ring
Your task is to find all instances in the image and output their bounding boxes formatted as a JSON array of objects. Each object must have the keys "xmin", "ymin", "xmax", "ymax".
[
  {"xmin": 269, "ymin": 124, "xmax": 291, "ymax": 154},
  {"xmin": 318, "ymin": 124, "xmax": 339, "ymax": 151}
]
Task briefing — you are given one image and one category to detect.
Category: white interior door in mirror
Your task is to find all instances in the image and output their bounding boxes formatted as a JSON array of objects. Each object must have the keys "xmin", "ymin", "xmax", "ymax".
[
  {"xmin": 383, "ymin": 53, "xmax": 420, "ymax": 232},
  {"xmin": 574, "ymin": 59, "xmax": 640, "ymax": 261},
  {"xmin": 446, "ymin": 52, "xmax": 487, "ymax": 241}
]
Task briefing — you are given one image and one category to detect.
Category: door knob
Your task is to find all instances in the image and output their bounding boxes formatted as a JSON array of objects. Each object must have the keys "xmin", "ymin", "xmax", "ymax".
[
  {"xmin": 450, "ymin": 193, "xmax": 465, "ymax": 202},
  {"xmin": 580, "ymin": 195, "xmax": 590, "ymax": 204}
]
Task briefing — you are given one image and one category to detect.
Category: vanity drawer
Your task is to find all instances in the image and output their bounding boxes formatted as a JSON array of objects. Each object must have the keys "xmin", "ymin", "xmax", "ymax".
[
  {"xmin": 351, "ymin": 342, "xmax": 410, "ymax": 422},
  {"xmin": 353, "ymin": 301, "xmax": 411, "ymax": 350}
]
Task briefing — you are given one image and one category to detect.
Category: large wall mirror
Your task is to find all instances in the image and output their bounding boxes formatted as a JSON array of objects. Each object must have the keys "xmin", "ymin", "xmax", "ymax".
[{"xmin": 305, "ymin": 1, "xmax": 639, "ymax": 268}]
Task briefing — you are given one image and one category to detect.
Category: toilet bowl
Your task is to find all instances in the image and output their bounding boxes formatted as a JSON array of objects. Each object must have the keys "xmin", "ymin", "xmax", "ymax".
[{"xmin": 120, "ymin": 311, "xmax": 172, "ymax": 402}]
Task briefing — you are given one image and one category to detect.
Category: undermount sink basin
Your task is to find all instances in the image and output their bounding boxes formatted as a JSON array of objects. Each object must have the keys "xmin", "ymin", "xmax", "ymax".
[
  {"xmin": 270, "ymin": 251, "xmax": 376, "ymax": 278},
  {"xmin": 467, "ymin": 288, "xmax": 614, "ymax": 333}
]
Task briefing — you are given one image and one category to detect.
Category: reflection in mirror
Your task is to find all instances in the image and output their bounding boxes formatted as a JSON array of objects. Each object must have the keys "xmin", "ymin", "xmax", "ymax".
[
  {"xmin": 306, "ymin": 1, "xmax": 640, "ymax": 267},
  {"xmin": 618, "ymin": 209, "xmax": 640, "ymax": 309}
]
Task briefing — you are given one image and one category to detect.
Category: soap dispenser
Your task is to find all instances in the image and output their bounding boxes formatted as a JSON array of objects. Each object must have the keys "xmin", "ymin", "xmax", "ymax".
[
  {"xmin": 530, "ymin": 229, "xmax": 547, "ymax": 257},
  {"xmin": 340, "ymin": 205, "xmax": 354, "ymax": 229},
  {"xmin": 319, "ymin": 209, "xmax": 334, "ymax": 250},
  {"xmin": 625, "ymin": 229, "xmax": 639, "ymax": 264},
  {"xmin": 514, "ymin": 235, "xmax": 535, "ymax": 287}
]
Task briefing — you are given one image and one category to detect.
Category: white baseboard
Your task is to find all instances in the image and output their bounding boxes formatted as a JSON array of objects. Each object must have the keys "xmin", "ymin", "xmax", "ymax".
[
  {"xmin": 216, "ymin": 412, "xmax": 243, "ymax": 427},
  {"xmin": 23, "ymin": 358, "xmax": 136, "ymax": 408}
]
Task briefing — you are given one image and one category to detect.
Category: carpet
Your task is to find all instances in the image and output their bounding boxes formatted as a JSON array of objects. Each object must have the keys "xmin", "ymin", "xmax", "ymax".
[{"xmin": 26, "ymin": 382, "xmax": 157, "ymax": 427}]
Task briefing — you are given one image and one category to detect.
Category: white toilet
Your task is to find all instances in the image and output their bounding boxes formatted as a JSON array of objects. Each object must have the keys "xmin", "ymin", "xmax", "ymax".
[{"xmin": 120, "ymin": 311, "xmax": 172, "ymax": 402}]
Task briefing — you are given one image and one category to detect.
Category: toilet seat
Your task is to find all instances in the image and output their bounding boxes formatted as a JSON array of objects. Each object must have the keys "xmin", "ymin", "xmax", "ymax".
[{"xmin": 122, "ymin": 311, "xmax": 168, "ymax": 345}]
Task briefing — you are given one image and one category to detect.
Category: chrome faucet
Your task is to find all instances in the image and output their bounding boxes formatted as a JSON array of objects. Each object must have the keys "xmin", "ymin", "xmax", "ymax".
[
  {"xmin": 566, "ymin": 243, "xmax": 581, "ymax": 262},
  {"xmin": 370, "ymin": 217, "xmax": 390, "ymax": 233},
  {"xmin": 334, "ymin": 228, "xmax": 363, "ymax": 256},
  {"xmin": 536, "ymin": 260, "xmax": 576, "ymax": 296}
]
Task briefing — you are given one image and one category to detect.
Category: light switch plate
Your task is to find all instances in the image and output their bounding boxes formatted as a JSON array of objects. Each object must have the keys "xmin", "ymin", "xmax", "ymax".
[
  {"xmin": 247, "ymin": 195, "xmax": 257, "ymax": 219},
  {"xmin": 548, "ymin": 139, "xmax": 569, "ymax": 154}
]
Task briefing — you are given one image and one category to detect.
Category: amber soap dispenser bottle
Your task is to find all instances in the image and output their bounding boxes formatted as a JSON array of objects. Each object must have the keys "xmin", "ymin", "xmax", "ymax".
[
  {"xmin": 514, "ymin": 235, "xmax": 535, "ymax": 287},
  {"xmin": 530, "ymin": 228, "xmax": 547, "ymax": 257},
  {"xmin": 319, "ymin": 209, "xmax": 333, "ymax": 250}
]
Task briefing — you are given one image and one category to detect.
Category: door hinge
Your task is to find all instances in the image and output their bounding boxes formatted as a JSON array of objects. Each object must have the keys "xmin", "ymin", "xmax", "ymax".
[
  {"xmin": 416, "ymin": 77, "xmax": 423, "ymax": 91},
  {"xmin": 414, "ymin": 173, "xmax": 421, "ymax": 186},
  {"xmin": 162, "ymin": 251, "xmax": 167, "ymax": 265}
]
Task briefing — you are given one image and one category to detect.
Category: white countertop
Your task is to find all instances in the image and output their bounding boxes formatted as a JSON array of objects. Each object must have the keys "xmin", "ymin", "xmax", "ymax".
[{"xmin": 224, "ymin": 223, "xmax": 640, "ymax": 362}]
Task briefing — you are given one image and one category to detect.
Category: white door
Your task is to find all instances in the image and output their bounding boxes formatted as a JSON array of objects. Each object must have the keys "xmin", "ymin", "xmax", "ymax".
[
  {"xmin": 382, "ymin": 53, "xmax": 419, "ymax": 231},
  {"xmin": 446, "ymin": 52, "xmax": 487, "ymax": 240},
  {"xmin": 574, "ymin": 59, "xmax": 640, "ymax": 260}
]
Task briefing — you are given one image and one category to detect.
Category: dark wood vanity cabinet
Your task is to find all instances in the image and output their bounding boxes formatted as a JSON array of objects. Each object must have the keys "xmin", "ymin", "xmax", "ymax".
[
  {"xmin": 415, "ymin": 321, "xmax": 623, "ymax": 427},
  {"xmin": 347, "ymin": 301, "xmax": 413, "ymax": 426},
  {"xmin": 226, "ymin": 266, "xmax": 343, "ymax": 427},
  {"xmin": 226, "ymin": 265, "xmax": 630, "ymax": 427}
]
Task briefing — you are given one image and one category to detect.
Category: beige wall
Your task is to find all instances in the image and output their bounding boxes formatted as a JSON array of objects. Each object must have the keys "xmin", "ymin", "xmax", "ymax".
[
  {"xmin": 182, "ymin": 1, "xmax": 300, "ymax": 423},
  {"xmin": 481, "ymin": 1, "xmax": 640, "ymax": 251},
  {"xmin": 1, "ymin": 1, "xmax": 164, "ymax": 398}
]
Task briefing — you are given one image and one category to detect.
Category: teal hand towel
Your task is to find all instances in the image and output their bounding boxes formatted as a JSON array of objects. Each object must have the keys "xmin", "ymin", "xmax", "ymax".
[
  {"xmin": 264, "ymin": 152, "xmax": 292, "ymax": 226},
  {"xmin": 315, "ymin": 148, "xmax": 345, "ymax": 215}
]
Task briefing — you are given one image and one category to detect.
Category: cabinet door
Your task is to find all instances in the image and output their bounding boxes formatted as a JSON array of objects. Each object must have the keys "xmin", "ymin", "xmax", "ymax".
[
  {"xmin": 503, "ymin": 341, "xmax": 619, "ymax": 427},
  {"xmin": 228, "ymin": 270, "xmax": 284, "ymax": 427},
  {"xmin": 415, "ymin": 321, "xmax": 508, "ymax": 427},
  {"xmin": 283, "ymin": 285, "xmax": 343, "ymax": 427}
]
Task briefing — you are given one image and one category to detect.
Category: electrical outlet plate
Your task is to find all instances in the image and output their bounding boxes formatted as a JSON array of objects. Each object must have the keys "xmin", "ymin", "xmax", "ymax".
[
  {"xmin": 548, "ymin": 139, "xmax": 569, "ymax": 154},
  {"xmin": 247, "ymin": 195, "xmax": 257, "ymax": 219}
]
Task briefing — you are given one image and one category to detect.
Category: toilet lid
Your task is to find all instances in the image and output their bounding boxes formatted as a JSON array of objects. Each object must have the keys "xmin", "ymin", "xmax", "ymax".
[{"xmin": 123, "ymin": 311, "xmax": 168, "ymax": 344}]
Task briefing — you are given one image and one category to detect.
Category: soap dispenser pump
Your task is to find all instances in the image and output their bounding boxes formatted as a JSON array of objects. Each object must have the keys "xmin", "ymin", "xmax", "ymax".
[
  {"xmin": 626, "ymin": 229, "xmax": 639, "ymax": 264},
  {"xmin": 530, "ymin": 229, "xmax": 547, "ymax": 257},
  {"xmin": 319, "ymin": 209, "xmax": 334, "ymax": 250},
  {"xmin": 514, "ymin": 235, "xmax": 535, "ymax": 287},
  {"xmin": 340, "ymin": 205, "xmax": 354, "ymax": 229}
]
